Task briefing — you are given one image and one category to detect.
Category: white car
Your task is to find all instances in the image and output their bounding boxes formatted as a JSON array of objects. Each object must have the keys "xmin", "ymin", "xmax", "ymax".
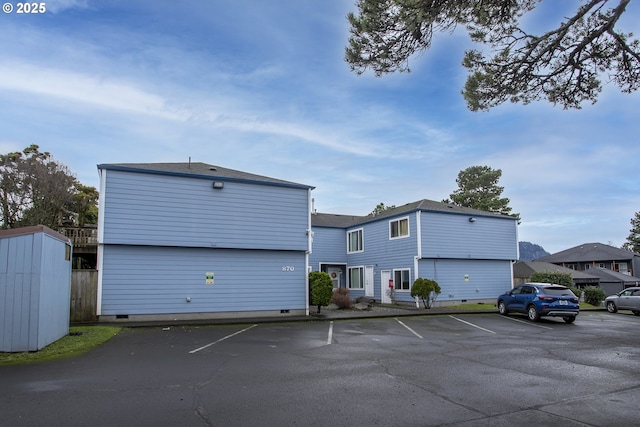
[{"xmin": 605, "ymin": 287, "xmax": 640, "ymax": 316}]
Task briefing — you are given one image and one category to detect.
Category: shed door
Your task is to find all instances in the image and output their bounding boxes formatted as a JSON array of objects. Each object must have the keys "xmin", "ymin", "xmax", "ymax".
[{"xmin": 365, "ymin": 265, "xmax": 374, "ymax": 297}]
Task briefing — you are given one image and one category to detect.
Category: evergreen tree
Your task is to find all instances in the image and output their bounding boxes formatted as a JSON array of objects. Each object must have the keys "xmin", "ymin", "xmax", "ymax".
[
  {"xmin": 443, "ymin": 165, "xmax": 518, "ymax": 217},
  {"xmin": 622, "ymin": 211, "xmax": 640, "ymax": 253},
  {"xmin": 346, "ymin": 0, "xmax": 639, "ymax": 111}
]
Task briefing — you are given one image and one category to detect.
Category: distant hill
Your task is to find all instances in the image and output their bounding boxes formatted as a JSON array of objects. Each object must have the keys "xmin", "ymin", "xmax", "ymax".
[{"xmin": 519, "ymin": 241, "xmax": 550, "ymax": 261}]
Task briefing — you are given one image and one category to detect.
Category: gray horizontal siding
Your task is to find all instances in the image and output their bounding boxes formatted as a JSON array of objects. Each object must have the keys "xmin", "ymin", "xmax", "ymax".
[
  {"xmin": 422, "ymin": 213, "xmax": 517, "ymax": 260},
  {"xmin": 100, "ymin": 245, "xmax": 307, "ymax": 315},
  {"xmin": 102, "ymin": 170, "xmax": 309, "ymax": 250}
]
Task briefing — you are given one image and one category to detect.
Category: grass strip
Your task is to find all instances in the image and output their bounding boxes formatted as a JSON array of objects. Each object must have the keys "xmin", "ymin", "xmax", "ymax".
[{"xmin": 0, "ymin": 326, "xmax": 121, "ymax": 366}]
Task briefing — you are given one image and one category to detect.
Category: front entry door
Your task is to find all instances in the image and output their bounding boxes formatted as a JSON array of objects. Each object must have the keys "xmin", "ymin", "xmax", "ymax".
[
  {"xmin": 381, "ymin": 270, "xmax": 391, "ymax": 304},
  {"xmin": 327, "ymin": 267, "xmax": 342, "ymax": 289},
  {"xmin": 365, "ymin": 265, "xmax": 374, "ymax": 297}
]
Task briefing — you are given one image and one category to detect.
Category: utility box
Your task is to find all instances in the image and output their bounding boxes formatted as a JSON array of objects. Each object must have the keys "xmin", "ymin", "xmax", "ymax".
[{"xmin": 0, "ymin": 226, "xmax": 72, "ymax": 352}]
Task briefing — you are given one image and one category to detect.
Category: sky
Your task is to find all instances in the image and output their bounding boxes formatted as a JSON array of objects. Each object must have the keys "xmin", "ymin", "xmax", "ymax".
[{"xmin": 1, "ymin": 0, "xmax": 639, "ymax": 254}]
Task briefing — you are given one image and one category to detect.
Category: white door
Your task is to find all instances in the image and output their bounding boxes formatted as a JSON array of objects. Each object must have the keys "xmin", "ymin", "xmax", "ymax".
[
  {"xmin": 381, "ymin": 270, "xmax": 392, "ymax": 304},
  {"xmin": 365, "ymin": 265, "xmax": 374, "ymax": 297}
]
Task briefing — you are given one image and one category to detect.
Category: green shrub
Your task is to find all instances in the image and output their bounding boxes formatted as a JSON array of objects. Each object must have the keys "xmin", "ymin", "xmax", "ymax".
[
  {"xmin": 583, "ymin": 286, "xmax": 606, "ymax": 306},
  {"xmin": 309, "ymin": 271, "xmax": 333, "ymax": 313},
  {"xmin": 410, "ymin": 278, "xmax": 441, "ymax": 309},
  {"xmin": 570, "ymin": 287, "xmax": 583, "ymax": 299},
  {"xmin": 530, "ymin": 271, "xmax": 573, "ymax": 287},
  {"xmin": 331, "ymin": 288, "xmax": 352, "ymax": 309}
]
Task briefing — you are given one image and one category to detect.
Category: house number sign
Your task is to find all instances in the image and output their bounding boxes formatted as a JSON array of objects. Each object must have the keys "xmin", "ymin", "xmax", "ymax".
[{"xmin": 281, "ymin": 266, "xmax": 295, "ymax": 272}]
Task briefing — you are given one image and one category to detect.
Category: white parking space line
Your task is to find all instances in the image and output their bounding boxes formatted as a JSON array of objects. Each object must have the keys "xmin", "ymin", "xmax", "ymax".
[
  {"xmin": 327, "ymin": 321, "xmax": 334, "ymax": 345},
  {"xmin": 395, "ymin": 318, "xmax": 423, "ymax": 339},
  {"xmin": 449, "ymin": 315, "xmax": 496, "ymax": 334},
  {"xmin": 497, "ymin": 315, "xmax": 553, "ymax": 330},
  {"xmin": 189, "ymin": 324, "xmax": 258, "ymax": 354}
]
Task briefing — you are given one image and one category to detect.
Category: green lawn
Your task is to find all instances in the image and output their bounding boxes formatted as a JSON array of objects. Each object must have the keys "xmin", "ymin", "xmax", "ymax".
[{"xmin": 0, "ymin": 326, "xmax": 121, "ymax": 366}]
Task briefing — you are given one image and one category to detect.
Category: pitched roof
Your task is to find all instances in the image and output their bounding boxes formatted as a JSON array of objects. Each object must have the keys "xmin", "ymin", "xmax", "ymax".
[
  {"xmin": 586, "ymin": 267, "xmax": 640, "ymax": 284},
  {"xmin": 311, "ymin": 198, "xmax": 517, "ymax": 228},
  {"xmin": 97, "ymin": 162, "xmax": 314, "ymax": 190},
  {"xmin": 367, "ymin": 199, "xmax": 514, "ymax": 220},
  {"xmin": 513, "ymin": 261, "xmax": 598, "ymax": 281},
  {"xmin": 311, "ymin": 213, "xmax": 364, "ymax": 228},
  {"xmin": 536, "ymin": 243, "xmax": 638, "ymax": 263}
]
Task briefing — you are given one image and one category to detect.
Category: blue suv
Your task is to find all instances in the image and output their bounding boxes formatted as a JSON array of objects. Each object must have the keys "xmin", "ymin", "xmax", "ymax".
[{"xmin": 497, "ymin": 283, "xmax": 579, "ymax": 323}]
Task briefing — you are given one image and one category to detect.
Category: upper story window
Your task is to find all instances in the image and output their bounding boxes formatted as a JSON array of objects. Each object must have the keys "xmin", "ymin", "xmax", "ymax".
[
  {"xmin": 347, "ymin": 228, "xmax": 363, "ymax": 253},
  {"xmin": 618, "ymin": 262, "xmax": 629, "ymax": 274},
  {"xmin": 389, "ymin": 217, "xmax": 409, "ymax": 239}
]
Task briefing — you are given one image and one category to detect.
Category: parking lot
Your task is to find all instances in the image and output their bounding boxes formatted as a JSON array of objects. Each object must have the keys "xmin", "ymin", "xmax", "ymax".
[{"xmin": 2, "ymin": 311, "xmax": 640, "ymax": 426}]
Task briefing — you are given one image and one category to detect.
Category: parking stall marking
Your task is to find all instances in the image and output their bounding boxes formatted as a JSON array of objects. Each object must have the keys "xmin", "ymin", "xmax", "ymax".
[
  {"xmin": 327, "ymin": 321, "xmax": 334, "ymax": 345},
  {"xmin": 496, "ymin": 314, "xmax": 554, "ymax": 330},
  {"xmin": 189, "ymin": 324, "xmax": 258, "ymax": 354},
  {"xmin": 449, "ymin": 315, "xmax": 496, "ymax": 334},
  {"xmin": 395, "ymin": 318, "xmax": 423, "ymax": 339}
]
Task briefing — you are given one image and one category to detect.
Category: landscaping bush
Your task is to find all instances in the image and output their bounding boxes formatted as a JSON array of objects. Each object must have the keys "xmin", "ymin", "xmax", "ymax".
[
  {"xmin": 570, "ymin": 287, "xmax": 583, "ymax": 299},
  {"xmin": 309, "ymin": 271, "xmax": 333, "ymax": 313},
  {"xmin": 583, "ymin": 286, "xmax": 606, "ymax": 306},
  {"xmin": 331, "ymin": 288, "xmax": 352, "ymax": 309},
  {"xmin": 410, "ymin": 278, "xmax": 441, "ymax": 309},
  {"xmin": 530, "ymin": 271, "xmax": 573, "ymax": 287}
]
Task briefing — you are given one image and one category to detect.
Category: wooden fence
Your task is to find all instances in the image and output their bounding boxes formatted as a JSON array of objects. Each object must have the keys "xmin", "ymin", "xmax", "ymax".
[{"xmin": 70, "ymin": 270, "xmax": 98, "ymax": 322}]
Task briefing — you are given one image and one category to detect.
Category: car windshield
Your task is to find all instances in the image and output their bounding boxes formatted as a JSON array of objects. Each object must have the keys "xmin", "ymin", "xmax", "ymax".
[{"xmin": 542, "ymin": 287, "xmax": 575, "ymax": 297}]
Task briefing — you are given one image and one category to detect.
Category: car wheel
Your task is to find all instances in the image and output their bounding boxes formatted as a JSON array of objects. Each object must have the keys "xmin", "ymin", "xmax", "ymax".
[
  {"xmin": 633, "ymin": 311, "xmax": 640, "ymax": 316},
  {"xmin": 498, "ymin": 301, "xmax": 508, "ymax": 316},
  {"xmin": 527, "ymin": 305, "xmax": 540, "ymax": 322},
  {"xmin": 606, "ymin": 301, "xmax": 617, "ymax": 313},
  {"xmin": 563, "ymin": 316, "xmax": 575, "ymax": 324}
]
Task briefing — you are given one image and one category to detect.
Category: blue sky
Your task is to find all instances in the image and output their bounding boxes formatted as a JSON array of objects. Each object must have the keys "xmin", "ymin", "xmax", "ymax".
[{"xmin": 1, "ymin": 0, "xmax": 639, "ymax": 254}]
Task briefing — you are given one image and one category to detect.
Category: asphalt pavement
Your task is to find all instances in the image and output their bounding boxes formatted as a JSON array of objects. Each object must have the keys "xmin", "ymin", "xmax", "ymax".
[{"xmin": 3, "ymin": 304, "xmax": 625, "ymax": 427}]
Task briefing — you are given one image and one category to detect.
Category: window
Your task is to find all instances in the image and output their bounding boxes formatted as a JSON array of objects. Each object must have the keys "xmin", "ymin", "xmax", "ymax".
[
  {"xmin": 347, "ymin": 228, "xmax": 363, "ymax": 253},
  {"xmin": 394, "ymin": 269, "xmax": 410, "ymax": 290},
  {"xmin": 389, "ymin": 217, "xmax": 409, "ymax": 239},
  {"xmin": 618, "ymin": 262, "xmax": 629, "ymax": 274},
  {"xmin": 348, "ymin": 267, "xmax": 364, "ymax": 289}
]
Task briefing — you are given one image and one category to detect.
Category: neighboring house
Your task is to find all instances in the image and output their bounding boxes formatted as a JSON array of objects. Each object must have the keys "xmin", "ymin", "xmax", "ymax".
[
  {"xmin": 310, "ymin": 200, "xmax": 519, "ymax": 305},
  {"xmin": 97, "ymin": 162, "xmax": 314, "ymax": 322},
  {"xmin": 581, "ymin": 268, "xmax": 640, "ymax": 296},
  {"xmin": 513, "ymin": 261, "xmax": 599, "ymax": 288},
  {"xmin": 536, "ymin": 243, "xmax": 640, "ymax": 277}
]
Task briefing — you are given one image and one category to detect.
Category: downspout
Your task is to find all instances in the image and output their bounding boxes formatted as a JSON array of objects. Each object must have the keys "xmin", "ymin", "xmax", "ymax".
[
  {"xmin": 305, "ymin": 189, "xmax": 313, "ymax": 316},
  {"xmin": 512, "ymin": 218, "xmax": 520, "ymax": 290},
  {"xmin": 96, "ymin": 167, "xmax": 107, "ymax": 317},
  {"xmin": 414, "ymin": 210, "xmax": 422, "ymax": 307}
]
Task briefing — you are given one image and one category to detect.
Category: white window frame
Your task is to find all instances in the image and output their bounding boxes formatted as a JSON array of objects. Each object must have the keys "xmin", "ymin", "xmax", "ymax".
[
  {"xmin": 393, "ymin": 269, "xmax": 411, "ymax": 291},
  {"xmin": 389, "ymin": 217, "xmax": 410, "ymax": 240},
  {"xmin": 347, "ymin": 228, "xmax": 364, "ymax": 253},
  {"xmin": 348, "ymin": 266, "xmax": 364, "ymax": 289}
]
